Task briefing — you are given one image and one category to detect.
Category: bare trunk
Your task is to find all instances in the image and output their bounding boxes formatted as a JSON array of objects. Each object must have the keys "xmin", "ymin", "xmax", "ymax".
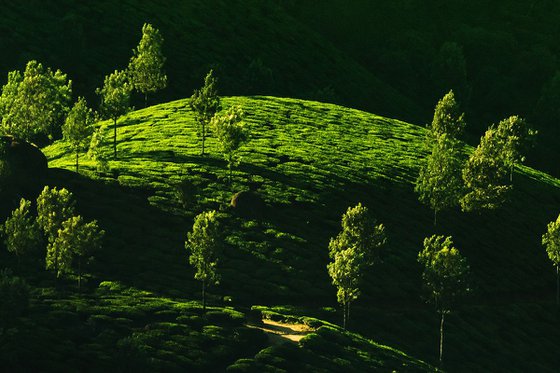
[
  {"xmin": 78, "ymin": 257, "xmax": 82, "ymax": 292},
  {"xmin": 510, "ymin": 165, "xmax": 513, "ymax": 182},
  {"xmin": 201, "ymin": 123, "xmax": 206, "ymax": 155},
  {"xmin": 556, "ymin": 265, "xmax": 559, "ymax": 306},
  {"xmin": 342, "ymin": 302, "xmax": 347, "ymax": 330},
  {"xmin": 439, "ymin": 312, "xmax": 445, "ymax": 368},
  {"xmin": 76, "ymin": 150, "xmax": 79, "ymax": 173},
  {"xmin": 113, "ymin": 118, "xmax": 118, "ymax": 159},
  {"xmin": 434, "ymin": 209, "xmax": 437, "ymax": 227},
  {"xmin": 202, "ymin": 280, "xmax": 206, "ymax": 312},
  {"xmin": 144, "ymin": 93, "xmax": 148, "ymax": 108}
]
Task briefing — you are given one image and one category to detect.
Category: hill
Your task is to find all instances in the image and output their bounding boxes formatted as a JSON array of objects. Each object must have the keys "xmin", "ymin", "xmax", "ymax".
[{"xmin": 32, "ymin": 96, "xmax": 560, "ymax": 371}]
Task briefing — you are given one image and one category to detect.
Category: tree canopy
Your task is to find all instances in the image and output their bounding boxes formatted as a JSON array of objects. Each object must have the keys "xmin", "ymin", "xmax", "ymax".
[
  {"xmin": 210, "ymin": 105, "xmax": 249, "ymax": 182},
  {"xmin": 128, "ymin": 23, "xmax": 167, "ymax": 106},
  {"xmin": 185, "ymin": 210, "xmax": 221, "ymax": 311},
  {"xmin": 0, "ymin": 60, "xmax": 72, "ymax": 141},
  {"xmin": 96, "ymin": 69, "xmax": 132, "ymax": 159},
  {"xmin": 189, "ymin": 69, "xmax": 221, "ymax": 155},
  {"xmin": 62, "ymin": 97, "xmax": 95, "ymax": 173}
]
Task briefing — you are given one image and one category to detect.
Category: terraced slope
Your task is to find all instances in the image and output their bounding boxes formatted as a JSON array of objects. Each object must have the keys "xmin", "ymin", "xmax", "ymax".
[{"xmin": 41, "ymin": 96, "xmax": 560, "ymax": 371}]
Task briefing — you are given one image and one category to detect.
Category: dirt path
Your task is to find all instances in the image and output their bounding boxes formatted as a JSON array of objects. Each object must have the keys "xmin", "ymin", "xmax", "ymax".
[{"xmin": 247, "ymin": 319, "xmax": 314, "ymax": 345}]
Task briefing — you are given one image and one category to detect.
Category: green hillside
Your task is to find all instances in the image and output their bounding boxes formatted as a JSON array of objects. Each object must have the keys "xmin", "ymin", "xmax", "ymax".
[{"xmin": 32, "ymin": 96, "xmax": 560, "ymax": 371}]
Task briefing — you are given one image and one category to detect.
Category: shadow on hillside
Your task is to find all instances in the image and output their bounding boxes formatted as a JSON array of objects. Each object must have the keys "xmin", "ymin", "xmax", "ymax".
[{"xmin": 45, "ymin": 168, "xmax": 196, "ymax": 297}]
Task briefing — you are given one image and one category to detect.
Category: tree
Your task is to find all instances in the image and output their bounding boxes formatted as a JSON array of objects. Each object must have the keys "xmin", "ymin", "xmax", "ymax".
[
  {"xmin": 461, "ymin": 125, "xmax": 511, "ymax": 212},
  {"xmin": 0, "ymin": 60, "xmax": 72, "ymax": 141},
  {"xmin": 417, "ymin": 91, "xmax": 465, "ymax": 225},
  {"xmin": 96, "ymin": 70, "xmax": 132, "ymax": 159},
  {"xmin": 128, "ymin": 23, "xmax": 167, "ymax": 107},
  {"xmin": 1, "ymin": 198, "xmax": 42, "ymax": 263},
  {"xmin": 210, "ymin": 106, "xmax": 249, "ymax": 182},
  {"xmin": 36, "ymin": 186, "xmax": 76, "ymax": 243},
  {"xmin": 62, "ymin": 97, "xmax": 95, "ymax": 173},
  {"xmin": 185, "ymin": 210, "xmax": 221, "ymax": 312},
  {"xmin": 427, "ymin": 90, "xmax": 465, "ymax": 141},
  {"xmin": 418, "ymin": 235, "xmax": 469, "ymax": 367},
  {"xmin": 495, "ymin": 115, "xmax": 536, "ymax": 181},
  {"xmin": 542, "ymin": 213, "xmax": 560, "ymax": 305},
  {"xmin": 327, "ymin": 203, "xmax": 386, "ymax": 329},
  {"xmin": 49, "ymin": 216, "xmax": 104, "ymax": 289},
  {"xmin": 189, "ymin": 69, "xmax": 221, "ymax": 155},
  {"xmin": 415, "ymin": 134, "xmax": 463, "ymax": 225}
]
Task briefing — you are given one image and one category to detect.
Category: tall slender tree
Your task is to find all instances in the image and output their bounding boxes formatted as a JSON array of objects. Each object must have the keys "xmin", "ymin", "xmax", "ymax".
[
  {"xmin": 51, "ymin": 216, "xmax": 104, "ymax": 289},
  {"xmin": 189, "ymin": 70, "xmax": 221, "ymax": 155},
  {"xmin": 185, "ymin": 210, "xmax": 221, "ymax": 312},
  {"xmin": 62, "ymin": 97, "xmax": 95, "ymax": 173},
  {"xmin": 418, "ymin": 235, "xmax": 469, "ymax": 368},
  {"xmin": 210, "ymin": 106, "xmax": 249, "ymax": 183},
  {"xmin": 542, "ymin": 213, "xmax": 560, "ymax": 305},
  {"xmin": 128, "ymin": 23, "xmax": 167, "ymax": 107},
  {"xmin": 495, "ymin": 115, "xmax": 536, "ymax": 182},
  {"xmin": 416, "ymin": 90, "xmax": 465, "ymax": 225},
  {"xmin": 96, "ymin": 70, "xmax": 132, "ymax": 159},
  {"xmin": 36, "ymin": 186, "xmax": 76, "ymax": 244},
  {"xmin": 327, "ymin": 203, "xmax": 386, "ymax": 329},
  {"xmin": 2, "ymin": 198, "xmax": 42, "ymax": 263},
  {"xmin": 415, "ymin": 134, "xmax": 463, "ymax": 225},
  {"xmin": 461, "ymin": 126, "xmax": 510, "ymax": 212}
]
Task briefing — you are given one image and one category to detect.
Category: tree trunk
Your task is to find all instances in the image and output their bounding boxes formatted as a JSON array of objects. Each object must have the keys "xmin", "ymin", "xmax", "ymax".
[
  {"xmin": 201, "ymin": 124, "xmax": 206, "ymax": 155},
  {"xmin": 439, "ymin": 312, "xmax": 445, "ymax": 368},
  {"xmin": 347, "ymin": 302, "xmax": 351, "ymax": 330},
  {"xmin": 202, "ymin": 280, "xmax": 206, "ymax": 312},
  {"xmin": 113, "ymin": 118, "xmax": 118, "ymax": 159},
  {"xmin": 228, "ymin": 154, "xmax": 233, "ymax": 184},
  {"xmin": 434, "ymin": 209, "xmax": 437, "ymax": 227},
  {"xmin": 510, "ymin": 165, "xmax": 513, "ymax": 182},
  {"xmin": 556, "ymin": 265, "xmax": 559, "ymax": 306},
  {"xmin": 144, "ymin": 93, "xmax": 148, "ymax": 108},
  {"xmin": 78, "ymin": 257, "xmax": 82, "ymax": 292},
  {"xmin": 76, "ymin": 150, "xmax": 79, "ymax": 174},
  {"xmin": 342, "ymin": 302, "xmax": 347, "ymax": 330}
]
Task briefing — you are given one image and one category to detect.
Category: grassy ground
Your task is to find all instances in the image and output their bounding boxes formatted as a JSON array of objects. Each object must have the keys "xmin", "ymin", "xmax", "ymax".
[{"xmin": 36, "ymin": 96, "xmax": 560, "ymax": 371}]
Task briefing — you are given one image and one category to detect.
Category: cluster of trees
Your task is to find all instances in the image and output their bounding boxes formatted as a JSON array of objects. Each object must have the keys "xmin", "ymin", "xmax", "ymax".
[
  {"xmin": 1, "ymin": 186, "xmax": 104, "ymax": 289},
  {"xmin": 188, "ymin": 70, "xmax": 249, "ymax": 181},
  {"xmin": 0, "ymin": 23, "xmax": 167, "ymax": 164},
  {"xmin": 415, "ymin": 90, "xmax": 536, "ymax": 224},
  {"xmin": 325, "ymin": 203, "xmax": 469, "ymax": 367}
]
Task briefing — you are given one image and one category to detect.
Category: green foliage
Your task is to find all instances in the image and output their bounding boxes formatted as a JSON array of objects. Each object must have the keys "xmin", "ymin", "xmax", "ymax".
[
  {"xmin": 415, "ymin": 134, "xmax": 463, "ymax": 224},
  {"xmin": 189, "ymin": 69, "xmax": 221, "ymax": 155},
  {"xmin": 96, "ymin": 69, "xmax": 132, "ymax": 159},
  {"xmin": 327, "ymin": 203, "xmax": 386, "ymax": 329},
  {"xmin": 542, "ymin": 213, "xmax": 560, "ymax": 304},
  {"xmin": 495, "ymin": 115, "xmax": 536, "ymax": 180},
  {"xmin": 428, "ymin": 90, "xmax": 465, "ymax": 140},
  {"xmin": 0, "ymin": 269, "xmax": 29, "ymax": 328},
  {"xmin": 186, "ymin": 210, "xmax": 221, "ymax": 310},
  {"xmin": 48, "ymin": 215, "xmax": 104, "ymax": 285},
  {"xmin": 128, "ymin": 23, "xmax": 167, "ymax": 105},
  {"xmin": 461, "ymin": 125, "xmax": 511, "ymax": 212},
  {"xmin": 2, "ymin": 198, "xmax": 42, "ymax": 259},
  {"xmin": 210, "ymin": 105, "xmax": 249, "ymax": 181},
  {"xmin": 62, "ymin": 97, "xmax": 95, "ymax": 173},
  {"xmin": 36, "ymin": 186, "xmax": 76, "ymax": 243},
  {"xmin": 418, "ymin": 235, "xmax": 469, "ymax": 313},
  {"xmin": 543, "ymin": 213, "xmax": 560, "ymax": 267},
  {"xmin": 0, "ymin": 60, "xmax": 72, "ymax": 141}
]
